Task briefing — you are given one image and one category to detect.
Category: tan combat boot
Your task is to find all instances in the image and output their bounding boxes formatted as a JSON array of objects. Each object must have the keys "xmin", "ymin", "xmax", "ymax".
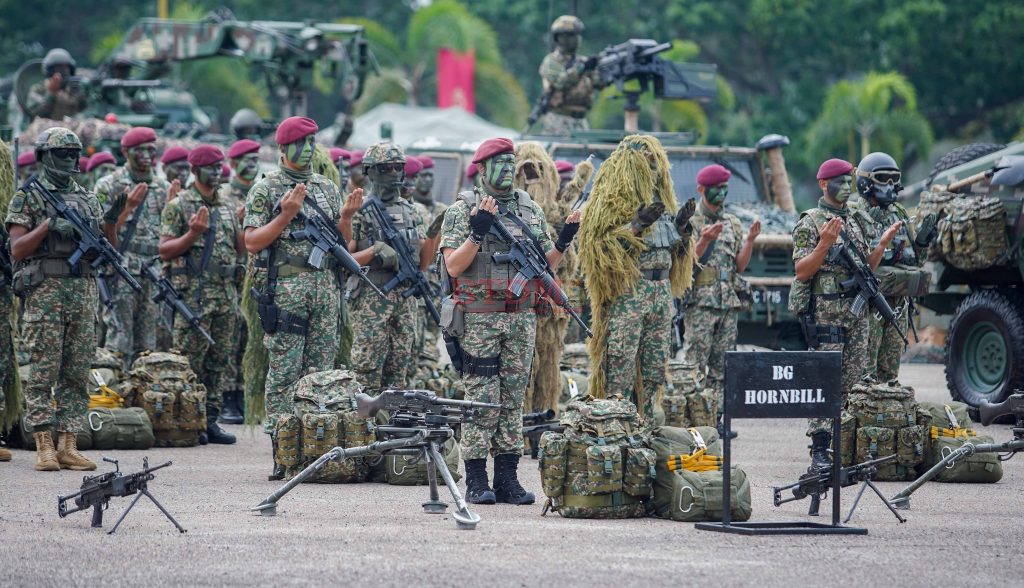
[
  {"xmin": 34, "ymin": 431, "xmax": 60, "ymax": 471},
  {"xmin": 56, "ymin": 431, "xmax": 96, "ymax": 471},
  {"xmin": 0, "ymin": 446, "xmax": 12, "ymax": 461}
]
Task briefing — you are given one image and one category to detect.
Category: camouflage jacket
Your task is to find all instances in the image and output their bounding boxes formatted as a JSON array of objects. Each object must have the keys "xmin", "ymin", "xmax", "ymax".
[
  {"xmin": 24, "ymin": 82, "xmax": 87, "ymax": 120},
  {"xmin": 689, "ymin": 203, "xmax": 743, "ymax": 310},
  {"xmin": 863, "ymin": 202, "xmax": 924, "ymax": 268},
  {"xmin": 792, "ymin": 200, "xmax": 876, "ymax": 313},
  {"xmin": 5, "ymin": 176, "xmax": 102, "ymax": 266},
  {"xmin": 94, "ymin": 167, "xmax": 169, "ymax": 273},
  {"xmin": 351, "ymin": 194, "xmax": 425, "ymax": 275},
  {"xmin": 161, "ymin": 186, "xmax": 242, "ymax": 303},
  {"xmin": 539, "ymin": 49, "xmax": 599, "ymax": 113},
  {"xmin": 219, "ymin": 179, "xmax": 252, "ymax": 218}
]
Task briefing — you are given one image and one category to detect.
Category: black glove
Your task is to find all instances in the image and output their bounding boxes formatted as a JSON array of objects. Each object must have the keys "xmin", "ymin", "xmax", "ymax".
[
  {"xmin": 915, "ymin": 213, "xmax": 938, "ymax": 248},
  {"xmin": 468, "ymin": 208, "xmax": 496, "ymax": 243},
  {"xmin": 102, "ymin": 190, "xmax": 128, "ymax": 225},
  {"xmin": 555, "ymin": 221, "xmax": 580, "ymax": 252},
  {"xmin": 631, "ymin": 201, "xmax": 665, "ymax": 234},
  {"xmin": 675, "ymin": 198, "xmax": 696, "ymax": 234}
]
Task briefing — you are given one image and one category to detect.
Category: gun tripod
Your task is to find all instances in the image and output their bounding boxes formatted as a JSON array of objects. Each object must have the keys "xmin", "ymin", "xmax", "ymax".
[
  {"xmin": 843, "ymin": 476, "xmax": 905, "ymax": 524},
  {"xmin": 106, "ymin": 484, "xmax": 188, "ymax": 535},
  {"xmin": 252, "ymin": 430, "xmax": 482, "ymax": 530}
]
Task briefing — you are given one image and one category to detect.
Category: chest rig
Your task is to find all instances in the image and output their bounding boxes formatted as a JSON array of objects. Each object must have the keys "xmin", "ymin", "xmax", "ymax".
[{"xmin": 356, "ymin": 196, "xmax": 420, "ymax": 286}]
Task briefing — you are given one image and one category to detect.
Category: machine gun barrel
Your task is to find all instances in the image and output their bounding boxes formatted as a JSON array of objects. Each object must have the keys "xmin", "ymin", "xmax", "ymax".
[
  {"xmin": 772, "ymin": 454, "xmax": 897, "ymax": 515},
  {"xmin": 522, "ymin": 409, "xmax": 555, "ymax": 426},
  {"xmin": 354, "ymin": 389, "xmax": 500, "ymax": 419}
]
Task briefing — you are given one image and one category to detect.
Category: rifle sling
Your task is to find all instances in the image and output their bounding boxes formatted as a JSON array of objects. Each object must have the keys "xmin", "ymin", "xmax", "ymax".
[
  {"xmin": 191, "ymin": 208, "xmax": 220, "ymax": 308},
  {"xmin": 692, "ymin": 238, "xmax": 717, "ymax": 280},
  {"xmin": 116, "ymin": 194, "xmax": 146, "ymax": 255}
]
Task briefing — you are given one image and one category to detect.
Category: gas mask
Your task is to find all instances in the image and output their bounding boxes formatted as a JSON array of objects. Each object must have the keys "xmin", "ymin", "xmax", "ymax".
[{"xmin": 42, "ymin": 148, "xmax": 80, "ymax": 181}]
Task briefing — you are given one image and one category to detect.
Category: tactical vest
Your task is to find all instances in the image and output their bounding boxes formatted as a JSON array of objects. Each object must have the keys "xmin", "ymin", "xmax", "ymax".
[
  {"xmin": 452, "ymin": 189, "xmax": 540, "ymax": 312},
  {"xmin": 254, "ymin": 174, "xmax": 341, "ymax": 279},
  {"xmin": 693, "ymin": 215, "xmax": 741, "ymax": 287},
  {"xmin": 167, "ymin": 194, "xmax": 240, "ymax": 283},
  {"xmin": 109, "ymin": 169, "xmax": 164, "ymax": 261},
  {"xmin": 355, "ymin": 196, "xmax": 421, "ymax": 287},
  {"xmin": 18, "ymin": 188, "xmax": 98, "ymax": 279},
  {"xmin": 806, "ymin": 208, "xmax": 873, "ymax": 300},
  {"xmin": 870, "ymin": 205, "xmax": 916, "ymax": 267}
]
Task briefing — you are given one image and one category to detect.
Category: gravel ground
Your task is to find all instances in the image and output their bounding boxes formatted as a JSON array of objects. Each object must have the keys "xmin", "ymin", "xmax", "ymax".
[{"xmin": 1, "ymin": 363, "xmax": 1022, "ymax": 587}]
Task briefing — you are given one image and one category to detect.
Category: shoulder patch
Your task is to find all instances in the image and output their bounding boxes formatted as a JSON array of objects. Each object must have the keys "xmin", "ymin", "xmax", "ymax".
[{"xmin": 8, "ymin": 195, "xmax": 24, "ymax": 212}]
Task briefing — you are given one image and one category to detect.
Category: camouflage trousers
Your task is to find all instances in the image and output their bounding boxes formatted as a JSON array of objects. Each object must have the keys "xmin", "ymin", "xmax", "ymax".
[
  {"xmin": 102, "ymin": 277, "xmax": 157, "ymax": 369},
  {"xmin": 1, "ymin": 289, "xmax": 16, "ymax": 422},
  {"xmin": 173, "ymin": 289, "xmax": 237, "ymax": 413},
  {"xmin": 600, "ymin": 277, "xmax": 672, "ymax": 421},
  {"xmin": 539, "ymin": 112, "xmax": 590, "ymax": 135},
  {"xmin": 526, "ymin": 312, "xmax": 569, "ymax": 415},
  {"xmin": 350, "ymin": 288, "xmax": 417, "ymax": 390},
  {"xmin": 806, "ymin": 300, "xmax": 870, "ymax": 436},
  {"xmin": 264, "ymin": 271, "xmax": 340, "ymax": 433},
  {"xmin": 21, "ymin": 277, "xmax": 97, "ymax": 433},
  {"xmin": 459, "ymin": 310, "xmax": 536, "ymax": 460},
  {"xmin": 680, "ymin": 305, "xmax": 738, "ymax": 405},
  {"xmin": 867, "ymin": 297, "xmax": 908, "ymax": 384}
]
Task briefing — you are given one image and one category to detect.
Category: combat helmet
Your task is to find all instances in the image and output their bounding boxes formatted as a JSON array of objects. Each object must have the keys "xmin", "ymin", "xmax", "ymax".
[
  {"xmin": 362, "ymin": 142, "xmax": 405, "ymax": 169},
  {"xmin": 42, "ymin": 48, "xmax": 76, "ymax": 77},
  {"xmin": 35, "ymin": 127, "xmax": 84, "ymax": 176},
  {"xmin": 230, "ymin": 108, "xmax": 263, "ymax": 139},
  {"xmin": 856, "ymin": 151, "xmax": 902, "ymax": 206},
  {"xmin": 550, "ymin": 15, "xmax": 584, "ymax": 34}
]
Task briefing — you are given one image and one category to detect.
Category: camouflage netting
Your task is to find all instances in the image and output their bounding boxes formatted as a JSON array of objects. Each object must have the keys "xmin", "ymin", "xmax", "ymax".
[{"xmin": 0, "ymin": 139, "xmax": 23, "ymax": 431}]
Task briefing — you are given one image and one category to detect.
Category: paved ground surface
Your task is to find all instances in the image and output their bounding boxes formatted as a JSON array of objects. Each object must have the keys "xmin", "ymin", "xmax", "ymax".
[{"xmin": 1, "ymin": 363, "xmax": 1021, "ymax": 587}]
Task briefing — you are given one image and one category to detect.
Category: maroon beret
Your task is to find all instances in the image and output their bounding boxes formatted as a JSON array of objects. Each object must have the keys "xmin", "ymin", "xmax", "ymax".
[
  {"xmin": 221, "ymin": 163, "xmax": 231, "ymax": 177},
  {"xmin": 696, "ymin": 164, "xmax": 731, "ymax": 187},
  {"xmin": 555, "ymin": 160, "xmax": 574, "ymax": 174},
  {"xmin": 187, "ymin": 144, "xmax": 224, "ymax": 167},
  {"xmin": 86, "ymin": 152, "xmax": 116, "ymax": 172},
  {"xmin": 349, "ymin": 150, "xmax": 364, "ymax": 167},
  {"xmin": 329, "ymin": 147, "xmax": 349, "ymax": 164},
  {"xmin": 275, "ymin": 116, "xmax": 318, "ymax": 146},
  {"xmin": 120, "ymin": 126, "xmax": 157, "ymax": 149},
  {"xmin": 79, "ymin": 157, "xmax": 90, "ymax": 170},
  {"xmin": 472, "ymin": 137, "xmax": 515, "ymax": 164},
  {"xmin": 161, "ymin": 146, "xmax": 190, "ymax": 165},
  {"xmin": 404, "ymin": 157, "xmax": 423, "ymax": 178},
  {"xmin": 227, "ymin": 139, "xmax": 261, "ymax": 160},
  {"xmin": 816, "ymin": 158, "xmax": 854, "ymax": 180},
  {"xmin": 417, "ymin": 155, "xmax": 435, "ymax": 169},
  {"xmin": 17, "ymin": 151, "xmax": 36, "ymax": 166},
  {"xmin": 466, "ymin": 162, "xmax": 479, "ymax": 179}
]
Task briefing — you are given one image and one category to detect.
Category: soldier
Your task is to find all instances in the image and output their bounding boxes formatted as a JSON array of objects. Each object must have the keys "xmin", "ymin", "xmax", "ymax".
[
  {"xmin": 413, "ymin": 155, "xmax": 448, "ymax": 359},
  {"xmin": 159, "ymin": 145, "xmax": 241, "ymax": 445},
  {"xmin": 792, "ymin": 158, "xmax": 902, "ymax": 470},
  {"xmin": 329, "ymin": 148, "xmax": 351, "ymax": 194},
  {"xmin": 224, "ymin": 139, "xmax": 261, "ymax": 220},
  {"xmin": 348, "ymin": 150, "xmax": 368, "ymax": 192},
  {"xmin": 160, "ymin": 146, "xmax": 192, "ymax": 191},
  {"xmin": 853, "ymin": 152, "xmax": 931, "ymax": 383},
  {"xmin": 440, "ymin": 137, "xmax": 581, "ymax": 505},
  {"xmin": 347, "ymin": 142, "xmax": 427, "ymax": 391},
  {"xmin": 17, "ymin": 151, "xmax": 38, "ymax": 183},
  {"xmin": 24, "ymin": 49, "xmax": 88, "ymax": 121},
  {"xmin": 537, "ymin": 15, "xmax": 605, "ymax": 134},
  {"xmin": 95, "ymin": 127, "xmax": 170, "ymax": 369},
  {"xmin": 86, "ymin": 152, "xmax": 116, "ymax": 188},
  {"xmin": 463, "ymin": 162, "xmax": 479, "ymax": 191},
  {"xmin": 0, "ymin": 225, "xmax": 15, "ymax": 463},
  {"xmin": 555, "ymin": 160, "xmax": 575, "ymax": 194},
  {"xmin": 76, "ymin": 157, "xmax": 91, "ymax": 190},
  {"xmin": 230, "ymin": 108, "xmax": 265, "ymax": 141},
  {"xmin": 5, "ymin": 128, "xmax": 99, "ymax": 472},
  {"xmin": 577, "ymin": 135, "xmax": 696, "ymax": 420},
  {"xmin": 681, "ymin": 164, "xmax": 761, "ymax": 403},
  {"xmin": 244, "ymin": 116, "xmax": 356, "ymax": 479}
]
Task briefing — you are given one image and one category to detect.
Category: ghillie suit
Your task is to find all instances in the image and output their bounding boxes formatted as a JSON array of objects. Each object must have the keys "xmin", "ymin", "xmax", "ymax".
[
  {"xmin": 0, "ymin": 139, "xmax": 22, "ymax": 432},
  {"xmin": 577, "ymin": 135, "xmax": 695, "ymax": 409}
]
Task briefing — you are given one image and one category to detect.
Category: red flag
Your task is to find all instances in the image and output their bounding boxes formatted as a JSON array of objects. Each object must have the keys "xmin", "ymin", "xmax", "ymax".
[{"xmin": 437, "ymin": 48, "xmax": 475, "ymax": 113}]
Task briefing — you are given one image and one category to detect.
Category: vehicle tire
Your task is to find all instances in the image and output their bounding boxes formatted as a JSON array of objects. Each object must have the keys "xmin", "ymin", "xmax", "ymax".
[
  {"xmin": 945, "ymin": 290, "xmax": 1024, "ymax": 418},
  {"xmin": 927, "ymin": 142, "xmax": 1006, "ymax": 184}
]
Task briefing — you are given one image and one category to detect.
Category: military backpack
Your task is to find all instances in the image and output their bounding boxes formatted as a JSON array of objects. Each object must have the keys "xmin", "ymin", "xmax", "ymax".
[
  {"xmin": 917, "ymin": 401, "xmax": 1003, "ymax": 483},
  {"xmin": 844, "ymin": 379, "xmax": 927, "ymax": 481},
  {"xmin": 121, "ymin": 351, "xmax": 207, "ymax": 447},
  {"xmin": 936, "ymin": 195, "xmax": 1009, "ymax": 271},
  {"xmin": 661, "ymin": 361, "xmax": 718, "ymax": 428}
]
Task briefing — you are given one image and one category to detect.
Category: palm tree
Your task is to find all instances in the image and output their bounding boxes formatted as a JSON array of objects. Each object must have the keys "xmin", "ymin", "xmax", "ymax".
[{"xmin": 806, "ymin": 72, "xmax": 934, "ymax": 165}]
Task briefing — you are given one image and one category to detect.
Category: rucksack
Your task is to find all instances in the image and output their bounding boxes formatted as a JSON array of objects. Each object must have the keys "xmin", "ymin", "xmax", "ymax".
[
  {"xmin": 662, "ymin": 362, "xmax": 718, "ymax": 428},
  {"xmin": 121, "ymin": 351, "xmax": 207, "ymax": 448},
  {"xmin": 538, "ymin": 395, "xmax": 654, "ymax": 518},
  {"xmin": 936, "ymin": 195, "xmax": 1009, "ymax": 271},
  {"xmin": 845, "ymin": 379, "xmax": 927, "ymax": 481},
  {"xmin": 917, "ymin": 401, "xmax": 1003, "ymax": 483},
  {"xmin": 275, "ymin": 370, "xmax": 376, "ymax": 483}
]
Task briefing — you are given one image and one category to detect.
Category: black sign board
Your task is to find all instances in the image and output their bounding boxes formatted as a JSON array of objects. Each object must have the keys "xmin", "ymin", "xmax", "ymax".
[{"xmin": 724, "ymin": 351, "xmax": 842, "ymax": 419}]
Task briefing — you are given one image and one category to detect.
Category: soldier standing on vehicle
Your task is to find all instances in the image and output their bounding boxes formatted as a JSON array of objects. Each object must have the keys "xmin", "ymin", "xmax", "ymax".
[
  {"xmin": 791, "ymin": 158, "xmax": 902, "ymax": 470},
  {"xmin": 681, "ymin": 164, "xmax": 760, "ymax": 404},
  {"xmin": 244, "ymin": 117, "xmax": 358, "ymax": 479},
  {"xmin": 5, "ymin": 128, "xmax": 99, "ymax": 472},
  {"xmin": 577, "ymin": 135, "xmax": 696, "ymax": 420},
  {"xmin": 95, "ymin": 127, "xmax": 169, "ymax": 369},
  {"xmin": 440, "ymin": 138, "xmax": 581, "ymax": 505},
  {"xmin": 24, "ymin": 49, "xmax": 88, "ymax": 121},
  {"xmin": 159, "ymin": 145, "xmax": 241, "ymax": 445},
  {"xmin": 536, "ymin": 16, "xmax": 605, "ymax": 135},
  {"xmin": 347, "ymin": 142, "xmax": 427, "ymax": 390}
]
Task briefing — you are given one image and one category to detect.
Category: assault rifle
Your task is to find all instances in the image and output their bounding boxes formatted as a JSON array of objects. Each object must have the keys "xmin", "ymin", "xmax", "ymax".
[
  {"xmin": 23, "ymin": 176, "xmax": 142, "ymax": 294},
  {"xmin": 890, "ymin": 392, "xmax": 1024, "ymax": 509},
  {"xmin": 58, "ymin": 457, "xmax": 185, "ymax": 534},
  {"xmin": 523, "ymin": 87, "xmax": 555, "ymax": 133},
  {"xmin": 829, "ymin": 229, "xmax": 908, "ymax": 344},
  {"xmin": 253, "ymin": 389, "xmax": 498, "ymax": 530},
  {"xmin": 282, "ymin": 198, "xmax": 385, "ymax": 298},
  {"xmin": 773, "ymin": 453, "xmax": 905, "ymax": 523},
  {"xmin": 360, "ymin": 197, "xmax": 440, "ymax": 324},
  {"xmin": 522, "ymin": 409, "xmax": 562, "ymax": 459},
  {"xmin": 141, "ymin": 259, "xmax": 213, "ymax": 345},
  {"xmin": 488, "ymin": 208, "xmax": 592, "ymax": 337}
]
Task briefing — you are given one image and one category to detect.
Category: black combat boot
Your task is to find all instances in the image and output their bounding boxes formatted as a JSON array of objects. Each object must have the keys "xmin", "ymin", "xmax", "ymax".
[
  {"xmin": 219, "ymin": 390, "xmax": 244, "ymax": 425},
  {"xmin": 808, "ymin": 432, "xmax": 832, "ymax": 472},
  {"xmin": 464, "ymin": 459, "xmax": 496, "ymax": 505},
  {"xmin": 205, "ymin": 407, "xmax": 237, "ymax": 445},
  {"xmin": 493, "ymin": 453, "xmax": 535, "ymax": 505},
  {"xmin": 269, "ymin": 440, "xmax": 286, "ymax": 481}
]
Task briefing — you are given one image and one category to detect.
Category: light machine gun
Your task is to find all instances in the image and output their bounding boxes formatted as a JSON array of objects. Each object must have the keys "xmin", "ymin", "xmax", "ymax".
[
  {"xmin": 253, "ymin": 389, "xmax": 499, "ymax": 530},
  {"xmin": 522, "ymin": 409, "xmax": 562, "ymax": 460},
  {"xmin": 772, "ymin": 453, "xmax": 905, "ymax": 523}
]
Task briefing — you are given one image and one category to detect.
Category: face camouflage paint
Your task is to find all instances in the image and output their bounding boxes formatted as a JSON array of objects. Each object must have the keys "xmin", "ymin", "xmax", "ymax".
[
  {"xmin": 485, "ymin": 154, "xmax": 515, "ymax": 192},
  {"xmin": 705, "ymin": 184, "xmax": 728, "ymax": 206},
  {"xmin": 128, "ymin": 144, "xmax": 156, "ymax": 172},
  {"xmin": 285, "ymin": 136, "xmax": 314, "ymax": 168},
  {"xmin": 827, "ymin": 174, "xmax": 853, "ymax": 203},
  {"xmin": 196, "ymin": 164, "xmax": 223, "ymax": 187},
  {"xmin": 236, "ymin": 153, "xmax": 260, "ymax": 182}
]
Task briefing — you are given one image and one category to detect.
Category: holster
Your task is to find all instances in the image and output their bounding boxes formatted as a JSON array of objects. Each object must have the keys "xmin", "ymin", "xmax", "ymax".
[
  {"xmin": 252, "ymin": 287, "xmax": 308, "ymax": 336},
  {"xmin": 443, "ymin": 332, "xmax": 500, "ymax": 377},
  {"xmin": 800, "ymin": 312, "xmax": 845, "ymax": 348}
]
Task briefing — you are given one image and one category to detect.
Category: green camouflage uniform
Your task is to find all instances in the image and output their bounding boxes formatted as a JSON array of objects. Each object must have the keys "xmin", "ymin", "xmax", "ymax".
[
  {"xmin": 5, "ymin": 176, "xmax": 101, "ymax": 433},
  {"xmin": 421, "ymin": 199, "xmax": 448, "ymax": 358},
  {"xmin": 681, "ymin": 203, "xmax": 744, "ymax": 403},
  {"xmin": 440, "ymin": 187, "xmax": 554, "ymax": 460},
  {"xmin": 792, "ymin": 199, "xmax": 876, "ymax": 435},
  {"xmin": 538, "ymin": 49, "xmax": 599, "ymax": 134},
  {"xmin": 1, "ymin": 226, "xmax": 16, "ymax": 425},
  {"xmin": 218, "ymin": 179, "xmax": 251, "ymax": 395},
  {"xmin": 244, "ymin": 168, "xmax": 342, "ymax": 431},
  {"xmin": 161, "ymin": 186, "xmax": 242, "ymax": 414},
  {"xmin": 94, "ymin": 167, "xmax": 169, "ymax": 364},
  {"xmin": 24, "ymin": 82, "xmax": 87, "ymax": 121},
  {"xmin": 349, "ymin": 194, "xmax": 423, "ymax": 390}
]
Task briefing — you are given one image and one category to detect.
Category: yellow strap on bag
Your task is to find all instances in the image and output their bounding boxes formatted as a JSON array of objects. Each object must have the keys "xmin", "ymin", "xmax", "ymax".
[
  {"xmin": 930, "ymin": 426, "xmax": 975, "ymax": 441},
  {"xmin": 666, "ymin": 448, "xmax": 723, "ymax": 473},
  {"xmin": 89, "ymin": 370, "xmax": 124, "ymax": 409}
]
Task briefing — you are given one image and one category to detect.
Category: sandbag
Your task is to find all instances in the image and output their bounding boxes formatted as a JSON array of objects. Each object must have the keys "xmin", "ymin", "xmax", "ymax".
[
  {"xmin": 86, "ymin": 407, "xmax": 155, "ymax": 450},
  {"xmin": 918, "ymin": 401, "xmax": 1003, "ymax": 483}
]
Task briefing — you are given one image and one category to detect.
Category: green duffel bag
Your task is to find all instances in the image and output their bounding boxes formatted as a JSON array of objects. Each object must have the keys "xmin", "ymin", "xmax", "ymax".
[
  {"xmin": 86, "ymin": 407, "xmax": 155, "ymax": 450},
  {"xmin": 918, "ymin": 401, "xmax": 1003, "ymax": 483},
  {"xmin": 652, "ymin": 465, "xmax": 753, "ymax": 522},
  {"xmin": 384, "ymin": 437, "xmax": 462, "ymax": 486},
  {"xmin": 650, "ymin": 426, "xmax": 722, "ymax": 459}
]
